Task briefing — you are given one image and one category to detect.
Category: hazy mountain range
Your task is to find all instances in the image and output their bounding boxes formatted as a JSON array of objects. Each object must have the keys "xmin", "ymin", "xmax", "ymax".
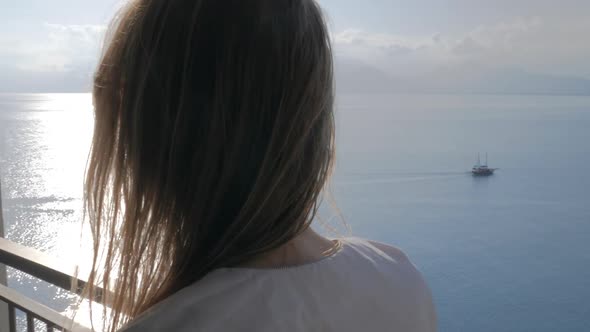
[
  {"xmin": 335, "ymin": 59, "xmax": 590, "ymax": 96},
  {"xmin": 2, "ymin": 58, "xmax": 590, "ymax": 96}
]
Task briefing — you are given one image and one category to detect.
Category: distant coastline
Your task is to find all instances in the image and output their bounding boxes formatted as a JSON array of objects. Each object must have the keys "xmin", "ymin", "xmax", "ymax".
[
  {"xmin": 2, "ymin": 61, "xmax": 590, "ymax": 96},
  {"xmin": 334, "ymin": 60, "xmax": 590, "ymax": 96}
]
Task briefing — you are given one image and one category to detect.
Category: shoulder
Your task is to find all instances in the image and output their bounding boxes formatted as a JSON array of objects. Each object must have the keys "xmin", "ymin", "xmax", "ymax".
[
  {"xmin": 339, "ymin": 237, "xmax": 411, "ymax": 265},
  {"xmin": 340, "ymin": 237, "xmax": 427, "ymax": 289},
  {"xmin": 368, "ymin": 240, "xmax": 412, "ymax": 262},
  {"xmin": 341, "ymin": 237, "xmax": 437, "ymax": 330}
]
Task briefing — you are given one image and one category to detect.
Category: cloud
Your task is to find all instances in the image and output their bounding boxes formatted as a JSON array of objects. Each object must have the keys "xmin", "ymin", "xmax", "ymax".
[
  {"xmin": 27, "ymin": 24, "xmax": 106, "ymax": 71},
  {"xmin": 0, "ymin": 23, "xmax": 105, "ymax": 91},
  {"xmin": 16, "ymin": 23, "xmax": 106, "ymax": 73},
  {"xmin": 333, "ymin": 16, "xmax": 590, "ymax": 79},
  {"xmin": 333, "ymin": 29, "xmax": 455, "ymax": 77},
  {"xmin": 1, "ymin": 13, "xmax": 589, "ymax": 92},
  {"xmin": 335, "ymin": 30, "xmax": 423, "ymax": 58}
]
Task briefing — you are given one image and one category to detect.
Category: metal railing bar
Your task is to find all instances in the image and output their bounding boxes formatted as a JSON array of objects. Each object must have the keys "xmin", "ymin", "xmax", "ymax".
[
  {"xmin": 48, "ymin": 324, "xmax": 63, "ymax": 332},
  {"xmin": 31, "ymin": 313, "xmax": 59, "ymax": 332},
  {"xmin": 0, "ymin": 284, "xmax": 91, "ymax": 332},
  {"xmin": 0, "ymin": 236, "xmax": 82, "ymax": 291},
  {"xmin": 0, "ymin": 237, "xmax": 108, "ymax": 305},
  {"xmin": 26, "ymin": 313, "xmax": 35, "ymax": 332},
  {"xmin": 8, "ymin": 302, "xmax": 16, "ymax": 332}
]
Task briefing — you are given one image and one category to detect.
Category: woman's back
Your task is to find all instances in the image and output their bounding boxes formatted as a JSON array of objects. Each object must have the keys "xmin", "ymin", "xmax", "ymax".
[
  {"xmin": 83, "ymin": 0, "xmax": 436, "ymax": 330},
  {"xmin": 123, "ymin": 238, "xmax": 436, "ymax": 332}
]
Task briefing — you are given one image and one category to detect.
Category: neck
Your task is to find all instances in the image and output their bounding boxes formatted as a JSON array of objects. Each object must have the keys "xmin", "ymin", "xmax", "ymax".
[{"xmin": 239, "ymin": 228, "xmax": 339, "ymax": 269}]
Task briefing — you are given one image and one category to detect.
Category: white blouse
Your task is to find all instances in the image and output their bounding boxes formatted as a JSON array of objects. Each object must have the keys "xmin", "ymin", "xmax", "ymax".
[{"xmin": 123, "ymin": 237, "xmax": 436, "ymax": 332}]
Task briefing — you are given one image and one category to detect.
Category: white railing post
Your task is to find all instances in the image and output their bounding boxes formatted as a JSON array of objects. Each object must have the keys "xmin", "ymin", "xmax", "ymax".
[{"xmin": 0, "ymin": 177, "xmax": 10, "ymax": 331}]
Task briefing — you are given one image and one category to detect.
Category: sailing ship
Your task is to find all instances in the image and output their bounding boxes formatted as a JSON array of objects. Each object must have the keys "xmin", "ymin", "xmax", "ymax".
[{"xmin": 472, "ymin": 153, "xmax": 497, "ymax": 176}]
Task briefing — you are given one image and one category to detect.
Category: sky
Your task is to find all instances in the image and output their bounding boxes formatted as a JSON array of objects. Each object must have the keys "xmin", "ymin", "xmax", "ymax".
[{"xmin": 1, "ymin": 0, "xmax": 590, "ymax": 92}]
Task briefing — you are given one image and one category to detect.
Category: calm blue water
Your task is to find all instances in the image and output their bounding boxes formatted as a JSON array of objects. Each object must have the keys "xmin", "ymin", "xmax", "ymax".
[{"xmin": 1, "ymin": 93, "xmax": 590, "ymax": 331}]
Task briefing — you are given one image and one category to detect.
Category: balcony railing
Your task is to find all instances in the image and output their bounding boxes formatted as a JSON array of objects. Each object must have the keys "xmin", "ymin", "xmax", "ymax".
[
  {"xmin": 0, "ymin": 182, "xmax": 93, "ymax": 331},
  {"xmin": 0, "ymin": 237, "xmax": 93, "ymax": 332}
]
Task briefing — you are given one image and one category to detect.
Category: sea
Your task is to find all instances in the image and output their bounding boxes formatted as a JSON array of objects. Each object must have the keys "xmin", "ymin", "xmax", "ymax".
[{"xmin": 0, "ymin": 92, "xmax": 589, "ymax": 331}]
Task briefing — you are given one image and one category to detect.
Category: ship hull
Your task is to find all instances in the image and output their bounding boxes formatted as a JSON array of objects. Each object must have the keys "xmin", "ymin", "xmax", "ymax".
[{"xmin": 472, "ymin": 169, "xmax": 495, "ymax": 176}]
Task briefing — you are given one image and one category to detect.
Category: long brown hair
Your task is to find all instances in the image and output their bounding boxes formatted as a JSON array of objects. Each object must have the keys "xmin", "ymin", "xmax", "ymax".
[{"xmin": 83, "ymin": 0, "xmax": 334, "ymax": 330}]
